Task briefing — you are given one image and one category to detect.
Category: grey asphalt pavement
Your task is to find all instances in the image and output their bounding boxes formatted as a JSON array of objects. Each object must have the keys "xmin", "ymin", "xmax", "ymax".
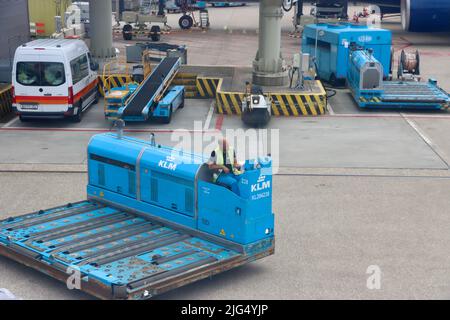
[{"xmin": 1, "ymin": 3, "xmax": 450, "ymax": 300}]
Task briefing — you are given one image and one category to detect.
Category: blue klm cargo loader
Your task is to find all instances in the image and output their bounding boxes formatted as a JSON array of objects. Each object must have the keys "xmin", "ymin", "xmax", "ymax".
[
  {"xmin": 0, "ymin": 132, "xmax": 275, "ymax": 300},
  {"xmin": 302, "ymin": 23, "xmax": 392, "ymax": 85}
]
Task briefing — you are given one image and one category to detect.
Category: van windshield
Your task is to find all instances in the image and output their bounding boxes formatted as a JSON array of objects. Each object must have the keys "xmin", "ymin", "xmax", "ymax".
[{"xmin": 16, "ymin": 62, "xmax": 65, "ymax": 87}]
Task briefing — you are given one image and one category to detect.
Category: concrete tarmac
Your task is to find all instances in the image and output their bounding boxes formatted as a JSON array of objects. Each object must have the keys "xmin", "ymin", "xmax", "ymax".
[
  {"xmin": 1, "ymin": 172, "xmax": 450, "ymax": 299},
  {"xmin": 0, "ymin": 4, "xmax": 450, "ymax": 300}
]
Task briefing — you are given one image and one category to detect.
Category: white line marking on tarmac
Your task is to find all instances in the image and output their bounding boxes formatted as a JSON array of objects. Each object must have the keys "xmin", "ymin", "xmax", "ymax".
[
  {"xmin": 402, "ymin": 114, "xmax": 450, "ymax": 168},
  {"xmin": 327, "ymin": 103, "xmax": 335, "ymax": 115},
  {"xmin": 3, "ymin": 116, "xmax": 19, "ymax": 128},
  {"xmin": 204, "ymin": 102, "xmax": 215, "ymax": 130},
  {"xmin": 404, "ymin": 117, "xmax": 433, "ymax": 145},
  {"xmin": 400, "ymin": 113, "xmax": 450, "ymax": 119}
]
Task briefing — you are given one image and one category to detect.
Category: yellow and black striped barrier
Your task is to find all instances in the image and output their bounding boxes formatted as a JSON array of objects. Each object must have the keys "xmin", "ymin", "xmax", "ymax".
[
  {"xmin": 0, "ymin": 85, "xmax": 13, "ymax": 119},
  {"xmin": 96, "ymin": 70, "xmax": 327, "ymax": 117},
  {"xmin": 270, "ymin": 93, "xmax": 326, "ymax": 116},
  {"xmin": 197, "ymin": 77, "xmax": 221, "ymax": 98},
  {"xmin": 216, "ymin": 91, "xmax": 245, "ymax": 115},
  {"xmin": 215, "ymin": 80, "xmax": 327, "ymax": 116},
  {"xmin": 360, "ymin": 96, "xmax": 382, "ymax": 103},
  {"xmin": 98, "ymin": 75, "xmax": 133, "ymax": 97},
  {"xmin": 173, "ymin": 73, "xmax": 199, "ymax": 98}
]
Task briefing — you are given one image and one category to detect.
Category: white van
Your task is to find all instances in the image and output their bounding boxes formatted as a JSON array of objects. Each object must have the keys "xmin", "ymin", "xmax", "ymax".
[{"xmin": 12, "ymin": 39, "xmax": 99, "ymax": 122}]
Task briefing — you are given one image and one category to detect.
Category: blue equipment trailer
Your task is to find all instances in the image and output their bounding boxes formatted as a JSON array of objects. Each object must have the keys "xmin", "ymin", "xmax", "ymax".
[
  {"xmin": 117, "ymin": 57, "xmax": 183, "ymax": 122},
  {"xmin": 347, "ymin": 49, "xmax": 450, "ymax": 110},
  {"xmin": 0, "ymin": 133, "xmax": 275, "ymax": 300},
  {"xmin": 302, "ymin": 23, "xmax": 392, "ymax": 85},
  {"xmin": 210, "ymin": 2, "xmax": 246, "ymax": 7}
]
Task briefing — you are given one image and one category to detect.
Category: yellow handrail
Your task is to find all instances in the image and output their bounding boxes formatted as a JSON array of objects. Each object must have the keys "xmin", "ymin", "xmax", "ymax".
[{"xmin": 102, "ymin": 60, "xmax": 133, "ymax": 94}]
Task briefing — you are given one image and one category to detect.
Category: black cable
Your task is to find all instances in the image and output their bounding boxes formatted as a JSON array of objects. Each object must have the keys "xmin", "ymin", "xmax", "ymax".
[
  {"xmin": 289, "ymin": 68, "xmax": 294, "ymax": 88},
  {"xmin": 325, "ymin": 83, "xmax": 346, "ymax": 89},
  {"xmin": 325, "ymin": 87, "xmax": 337, "ymax": 99},
  {"xmin": 311, "ymin": 58, "xmax": 341, "ymax": 99}
]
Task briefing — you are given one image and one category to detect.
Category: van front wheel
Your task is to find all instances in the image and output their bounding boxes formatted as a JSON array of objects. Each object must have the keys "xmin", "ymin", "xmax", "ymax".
[{"xmin": 71, "ymin": 106, "xmax": 83, "ymax": 123}]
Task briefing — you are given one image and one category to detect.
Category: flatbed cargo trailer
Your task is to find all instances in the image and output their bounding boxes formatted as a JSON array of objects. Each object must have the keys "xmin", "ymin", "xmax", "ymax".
[
  {"xmin": 347, "ymin": 50, "xmax": 450, "ymax": 110},
  {"xmin": 0, "ymin": 133, "xmax": 275, "ymax": 300}
]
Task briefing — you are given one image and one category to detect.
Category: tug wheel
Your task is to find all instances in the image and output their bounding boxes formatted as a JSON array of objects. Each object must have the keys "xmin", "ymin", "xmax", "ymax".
[
  {"xmin": 150, "ymin": 25, "xmax": 161, "ymax": 42},
  {"xmin": 179, "ymin": 15, "xmax": 193, "ymax": 30},
  {"xmin": 123, "ymin": 24, "xmax": 133, "ymax": 41}
]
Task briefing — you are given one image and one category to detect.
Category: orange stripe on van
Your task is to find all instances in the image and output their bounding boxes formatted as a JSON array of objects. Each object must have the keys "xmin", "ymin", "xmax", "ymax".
[
  {"xmin": 74, "ymin": 79, "xmax": 98, "ymax": 103},
  {"xmin": 16, "ymin": 79, "xmax": 99, "ymax": 105},
  {"xmin": 16, "ymin": 96, "xmax": 69, "ymax": 104}
]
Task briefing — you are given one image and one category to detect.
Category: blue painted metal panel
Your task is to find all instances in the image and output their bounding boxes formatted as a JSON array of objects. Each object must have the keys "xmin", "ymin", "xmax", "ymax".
[
  {"xmin": 88, "ymin": 133, "xmax": 203, "ymax": 222},
  {"xmin": 302, "ymin": 23, "xmax": 392, "ymax": 83},
  {"xmin": 87, "ymin": 133, "xmax": 275, "ymax": 244},
  {"xmin": 153, "ymin": 86, "xmax": 185, "ymax": 119},
  {"xmin": 198, "ymin": 158, "xmax": 274, "ymax": 245}
]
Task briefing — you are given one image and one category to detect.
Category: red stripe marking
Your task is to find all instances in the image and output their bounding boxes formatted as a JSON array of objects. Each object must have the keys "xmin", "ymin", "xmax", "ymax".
[
  {"xmin": 394, "ymin": 36, "xmax": 413, "ymax": 52},
  {"xmin": 215, "ymin": 114, "xmax": 224, "ymax": 130},
  {"xmin": 0, "ymin": 127, "xmax": 220, "ymax": 134}
]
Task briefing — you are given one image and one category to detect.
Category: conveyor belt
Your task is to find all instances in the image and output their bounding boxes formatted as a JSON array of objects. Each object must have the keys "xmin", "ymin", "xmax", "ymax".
[{"xmin": 122, "ymin": 57, "xmax": 179, "ymax": 117}]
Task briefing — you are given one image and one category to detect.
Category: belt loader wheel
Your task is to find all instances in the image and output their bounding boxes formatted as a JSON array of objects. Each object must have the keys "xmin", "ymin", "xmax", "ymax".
[
  {"xmin": 179, "ymin": 91, "xmax": 185, "ymax": 108},
  {"xmin": 162, "ymin": 106, "xmax": 173, "ymax": 124},
  {"xmin": 150, "ymin": 25, "xmax": 161, "ymax": 42},
  {"xmin": 179, "ymin": 15, "xmax": 193, "ymax": 30}
]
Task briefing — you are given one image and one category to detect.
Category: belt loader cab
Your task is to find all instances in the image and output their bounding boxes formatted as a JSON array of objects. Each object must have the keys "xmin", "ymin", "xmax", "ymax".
[{"xmin": 12, "ymin": 39, "xmax": 99, "ymax": 122}]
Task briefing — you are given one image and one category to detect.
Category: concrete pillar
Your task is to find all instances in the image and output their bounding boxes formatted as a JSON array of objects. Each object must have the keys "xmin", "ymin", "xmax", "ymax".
[
  {"xmin": 89, "ymin": 0, "xmax": 115, "ymax": 59},
  {"xmin": 253, "ymin": 0, "xmax": 288, "ymax": 86}
]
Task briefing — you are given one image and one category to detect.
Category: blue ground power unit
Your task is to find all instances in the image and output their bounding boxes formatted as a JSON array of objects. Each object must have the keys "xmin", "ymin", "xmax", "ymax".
[{"xmin": 302, "ymin": 23, "xmax": 392, "ymax": 85}]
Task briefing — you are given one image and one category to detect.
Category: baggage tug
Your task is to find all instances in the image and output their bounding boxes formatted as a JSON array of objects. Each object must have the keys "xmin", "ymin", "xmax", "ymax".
[{"xmin": 0, "ymin": 132, "xmax": 275, "ymax": 300}]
